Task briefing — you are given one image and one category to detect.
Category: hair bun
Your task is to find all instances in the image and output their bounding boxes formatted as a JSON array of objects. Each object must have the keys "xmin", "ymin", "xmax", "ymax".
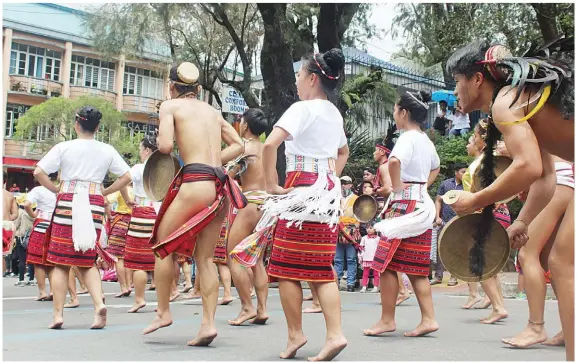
[
  {"xmin": 418, "ymin": 90, "xmax": 432, "ymax": 104},
  {"xmin": 323, "ymin": 48, "xmax": 345, "ymax": 74}
]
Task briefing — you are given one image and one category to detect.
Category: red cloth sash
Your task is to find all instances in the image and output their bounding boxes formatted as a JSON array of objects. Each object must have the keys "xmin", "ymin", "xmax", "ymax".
[{"xmin": 150, "ymin": 163, "xmax": 248, "ymax": 260}]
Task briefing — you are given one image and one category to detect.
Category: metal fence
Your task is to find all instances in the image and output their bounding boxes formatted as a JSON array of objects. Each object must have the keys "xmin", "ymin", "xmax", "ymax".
[{"xmin": 344, "ymin": 52, "xmax": 482, "ymax": 141}]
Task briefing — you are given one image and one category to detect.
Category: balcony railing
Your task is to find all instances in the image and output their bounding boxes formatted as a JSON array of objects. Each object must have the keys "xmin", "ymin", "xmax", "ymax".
[
  {"xmin": 123, "ymin": 95, "xmax": 162, "ymax": 114},
  {"xmin": 70, "ymin": 86, "xmax": 117, "ymax": 104},
  {"xmin": 9, "ymin": 75, "xmax": 63, "ymax": 98},
  {"xmin": 3, "ymin": 139, "xmax": 51, "ymax": 160}
]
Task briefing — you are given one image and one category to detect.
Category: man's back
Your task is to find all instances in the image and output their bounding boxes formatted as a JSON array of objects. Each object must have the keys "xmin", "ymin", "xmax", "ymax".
[
  {"xmin": 167, "ymin": 99, "xmax": 222, "ymax": 167},
  {"xmin": 239, "ymin": 140, "xmax": 265, "ymax": 192}
]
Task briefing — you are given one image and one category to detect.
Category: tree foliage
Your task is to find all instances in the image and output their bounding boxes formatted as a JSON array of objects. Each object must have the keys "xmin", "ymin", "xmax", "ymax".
[
  {"xmin": 14, "ymin": 96, "xmax": 138, "ymax": 156},
  {"xmin": 390, "ymin": 3, "xmax": 573, "ymax": 82}
]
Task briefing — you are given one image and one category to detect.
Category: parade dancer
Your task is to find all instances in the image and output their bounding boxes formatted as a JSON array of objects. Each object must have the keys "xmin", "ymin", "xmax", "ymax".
[
  {"xmin": 459, "ymin": 121, "xmax": 511, "ymax": 324},
  {"xmin": 106, "ymin": 187, "xmax": 133, "ymax": 297},
  {"xmin": 123, "ymin": 136, "xmax": 161, "ymax": 313},
  {"xmin": 446, "ymin": 39, "xmax": 574, "ymax": 360},
  {"xmin": 23, "ymin": 173, "xmax": 57, "ymax": 301},
  {"xmin": 502, "ymin": 156, "xmax": 572, "ymax": 347},
  {"xmin": 33, "ymin": 106, "xmax": 132, "ymax": 329},
  {"xmin": 257, "ymin": 48, "xmax": 349, "ymax": 361},
  {"xmin": 225, "ymin": 108, "xmax": 270, "ymax": 326},
  {"xmin": 143, "ymin": 62, "xmax": 246, "ymax": 347},
  {"xmin": 363, "ymin": 90, "xmax": 440, "ymax": 338},
  {"xmin": 3, "ymin": 171, "xmax": 18, "ymax": 275}
]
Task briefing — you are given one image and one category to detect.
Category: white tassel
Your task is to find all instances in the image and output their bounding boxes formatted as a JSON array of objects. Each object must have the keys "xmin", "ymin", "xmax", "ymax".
[
  {"xmin": 260, "ymin": 170, "xmax": 342, "ymax": 229},
  {"xmin": 72, "ymin": 183, "xmax": 97, "ymax": 253},
  {"xmin": 374, "ymin": 190, "xmax": 435, "ymax": 239}
]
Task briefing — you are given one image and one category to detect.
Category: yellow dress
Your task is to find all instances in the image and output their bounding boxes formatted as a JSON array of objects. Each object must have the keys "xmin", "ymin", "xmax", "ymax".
[{"xmin": 107, "ymin": 188, "xmax": 133, "ymax": 214}]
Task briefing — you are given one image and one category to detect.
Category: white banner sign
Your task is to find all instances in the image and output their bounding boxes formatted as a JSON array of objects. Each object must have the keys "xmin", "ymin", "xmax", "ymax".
[{"xmin": 221, "ymin": 86, "xmax": 248, "ymax": 115}]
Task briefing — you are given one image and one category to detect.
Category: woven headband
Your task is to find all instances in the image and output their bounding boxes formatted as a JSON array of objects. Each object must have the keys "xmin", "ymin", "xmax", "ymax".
[{"xmin": 376, "ymin": 144, "xmax": 391, "ymax": 155}]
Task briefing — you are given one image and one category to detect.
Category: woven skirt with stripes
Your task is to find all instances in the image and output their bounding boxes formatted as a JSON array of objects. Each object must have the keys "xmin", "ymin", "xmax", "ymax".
[
  {"xmin": 124, "ymin": 206, "xmax": 156, "ymax": 271},
  {"xmin": 493, "ymin": 203, "xmax": 511, "ymax": 229},
  {"xmin": 26, "ymin": 218, "xmax": 53, "ymax": 266},
  {"xmin": 46, "ymin": 193, "xmax": 105, "ymax": 268},
  {"xmin": 106, "ymin": 212, "xmax": 131, "ymax": 258},
  {"xmin": 213, "ymin": 208, "xmax": 238, "ymax": 265},
  {"xmin": 372, "ymin": 200, "xmax": 432, "ymax": 276},
  {"xmin": 267, "ymin": 219, "xmax": 338, "ymax": 282}
]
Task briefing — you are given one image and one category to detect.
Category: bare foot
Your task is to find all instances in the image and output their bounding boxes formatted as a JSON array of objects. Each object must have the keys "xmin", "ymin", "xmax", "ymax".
[
  {"xmin": 308, "ymin": 335, "xmax": 348, "ymax": 361},
  {"xmin": 475, "ymin": 297, "xmax": 491, "ymax": 309},
  {"xmin": 143, "ymin": 312, "xmax": 173, "ymax": 335},
  {"xmin": 480, "ymin": 309, "xmax": 508, "ymax": 324},
  {"xmin": 36, "ymin": 294, "xmax": 49, "ymax": 301},
  {"xmin": 49, "ymin": 316, "xmax": 64, "ymax": 329},
  {"xmin": 218, "ymin": 297, "xmax": 234, "ymax": 306},
  {"xmin": 396, "ymin": 292, "xmax": 411, "ymax": 306},
  {"xmin": 280, "ymin": 335, "xmax": 308, "ymax": 359},
  {"xmin": 115, "ymin": 290, "xmax": 129, "ymax": 298},
  {"xmin": 502, "ymin": 323, "xmax": 547, "ymax": 348},
  {"xmin": 128, "ymin": 302, "xmax": 147, "ymax": 313},
  {"xmin": 187, "ymin": 326, "xmax": 218, "ymax": 346},
  {"xmin": 303, "ymin": 294, "xmax": 313, "ymax": 301},
  {"xmin": 251, "ymin": 313, "xmax": 269, "ymax": 325},
  {"xmin": 363, "ymin": 320, "xmax": 396, "ymax": 336},
  {"xmin": 64, "ymin": 300, "xmax": 80, "ymax": 309},
  {"xmin": 228, "ymin": 308, "xmax": 257, "ymax": 326},
  {"xmin": 404, "ymin": 320, "xmax": 439, "ymax": 337},
  {"xmin": 461, "ymin": 296, "xmax": 483, "ymax": 309},
  {"xmin": 303, "ymin": 304, "xmax": 322, "ymax": 314},
  {"xmin": 543, "ymin": 331, "xmax": 565, "ymax": 346},
  {"xmin": 182, "ymin": 292, "xmax": 202, "ymax": 300},
  {"xmin": 169, "ymin": 292, "xmax": 180, "ymax": 302},
  {"xmin": 90, "ymin": 307, "xmax": 108, "ymax": 329}
]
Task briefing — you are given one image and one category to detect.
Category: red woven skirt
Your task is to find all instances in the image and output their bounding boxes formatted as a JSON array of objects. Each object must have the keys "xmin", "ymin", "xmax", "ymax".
[
  {"xmin": 213, "ymin": 208, "xmax": 237, "ymax": 265},
  {"xmin": 46, "ymin": 193, "xmax": 105, "ymax": 268},
  {"xmin": 106, "ymin": 212, "xmax": 131, "ymax": 258},
  {"xmin": 266, "ymin": 170, "xmax": 338, "ymax": 282},
  {"xmin": 124, "ymin": 206, "xmax": 156, "ymax": 271},
  {"xmin": 372, "ymin": 199, "xmax": 432, "ymax": 276},
  {"xmin": 26, "ymin": 219, "xmax": 53, "ymax": 266},
  {"xmin": 493, "ymin": 203, "xmax": 511, "ymax": 229},
  {"xmin": 3, "ymin": 227, "xmax": 13, "ymax": 256}
]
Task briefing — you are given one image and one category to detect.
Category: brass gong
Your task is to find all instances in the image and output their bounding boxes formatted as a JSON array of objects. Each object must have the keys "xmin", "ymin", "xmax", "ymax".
[
  {"xmin": 143, "ymin": 150, "xmax": 181, "ymax": 201},
  {"xmin": 352, "ymin": 195, "xmax": 379, "ymax": 223},
  {"xmin": 438, "ymin": 213, "xmax": 510, "ymax": 282}
]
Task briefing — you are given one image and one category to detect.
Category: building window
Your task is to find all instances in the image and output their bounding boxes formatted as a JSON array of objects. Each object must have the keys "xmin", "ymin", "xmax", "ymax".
[
  {"xmin": 123, "ymin": 66, "xmax": 163, "ymax": 99},
  {"xmin": 69, "ymin": 56, "xmax": 116, "ymax": 92},
  {"xmin": 9, "ymin": 43, "xmax": 61, "ymax": 81},
  {"xmin": 5, "ymin": 104, "xmax": 31, "ymax": 138}
]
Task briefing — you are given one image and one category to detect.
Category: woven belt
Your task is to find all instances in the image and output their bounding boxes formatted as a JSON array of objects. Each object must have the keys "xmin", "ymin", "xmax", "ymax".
[{"xmin": 59, "ymin": 180, "xmax": 103, "ymax": 195}]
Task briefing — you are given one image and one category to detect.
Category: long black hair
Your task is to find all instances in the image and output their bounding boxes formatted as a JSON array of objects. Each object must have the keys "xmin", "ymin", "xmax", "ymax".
[
  {"xmin": 141, "ymin": 134, "xmax": 158, "ymax": 152},
  {"xmin": 302, "ymin": 48, "xmax": 346, "ymax": 102}
]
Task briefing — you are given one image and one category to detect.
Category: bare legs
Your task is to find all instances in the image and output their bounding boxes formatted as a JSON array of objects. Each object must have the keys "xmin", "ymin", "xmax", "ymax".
[
  {"xmin": 303, "ymin": 282, "xmax": 322, "ymax": 313},
  {"xmin": 180, "ymin": 261, "xmax": 193, "ymax": 292},
  {"xmin": 364, "ymin": 270, "xmax": 438, "ymax": 337},
  {"xmin": 479, "ymin": 276, "xmax": 508, "ymax": 324},
  {"xmin": 217, "ymin": 264, "xmax": 233, "ymax": 305},
  {"xmin": 128, "ymin": 270, "xmax": 148, "ymax": 313},
  {"xmin": 49, "ymin": 265, "xmax": 106, "ymax": 329},
  {"xmin": 64, "ymin": 269, "xmax": 80, "ymax": 308},
  {"xmin": 503, "ymin": 186, "xmax": 570, "ymax": 348},
  {"xmin": 548, "ymin": 196, "xmax": 574, "ymax": 360},
  {"xmin": 227, "ymin": 204, "xmax": 268, "ymax": 325},
  {"xmin": 114, "ymin": 258, "xmax": 130, "ymax": 297},
  {"xmin": 277, "ymin": 278, "xmax": 346, "ymax": 361},
  {"xmin": 396, "ymin": 273, "xmax": 411, "ymax": 306},
  {"xmin": 34, "ymin": 265, "xmax": 51, "ymax": 300},
  {"xmin": 462, "ymin": 283, "xmax": 483, "ymax": 309}
]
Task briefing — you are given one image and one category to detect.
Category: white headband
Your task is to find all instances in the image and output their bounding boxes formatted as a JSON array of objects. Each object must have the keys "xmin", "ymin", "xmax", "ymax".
[{"xmin": 406, "ymin": 91, "xmax": 429, "ymax": 110}]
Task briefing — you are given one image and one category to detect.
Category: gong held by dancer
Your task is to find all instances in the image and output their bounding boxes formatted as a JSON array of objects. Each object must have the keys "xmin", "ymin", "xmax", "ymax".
[
  {"xmin": 142, "ymin": 62, "xmax": 247, "ymax": 347},
  {"xmin": 445, "ymin": 39, "xmax": 573, "ymax": 360}
]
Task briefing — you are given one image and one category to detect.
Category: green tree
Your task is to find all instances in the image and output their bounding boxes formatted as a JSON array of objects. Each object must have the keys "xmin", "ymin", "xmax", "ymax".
[
  {"xmin": 389, "ymin": 3, "xmax": 572, "ymax": 83},
  {"xmin": 14, "ymin": 96, "xmax": 138, "ymax": 156}
]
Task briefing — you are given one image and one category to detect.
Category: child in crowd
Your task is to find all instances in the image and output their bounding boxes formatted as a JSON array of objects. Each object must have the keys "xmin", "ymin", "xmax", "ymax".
[{"xmin": 359, "ymin": 225, "xmax": 380, "ymax": 293}]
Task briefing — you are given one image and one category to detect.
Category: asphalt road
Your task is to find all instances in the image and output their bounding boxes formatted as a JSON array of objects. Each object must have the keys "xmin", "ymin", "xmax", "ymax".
[{"xmin": 2, "ymin": 277, "xmax": 565, "ymax": 361}]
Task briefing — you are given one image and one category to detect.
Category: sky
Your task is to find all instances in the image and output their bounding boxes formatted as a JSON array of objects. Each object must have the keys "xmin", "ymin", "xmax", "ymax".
[{"xmin": 59, "ymin": 2, "xmax": 405, "ymax": 62}]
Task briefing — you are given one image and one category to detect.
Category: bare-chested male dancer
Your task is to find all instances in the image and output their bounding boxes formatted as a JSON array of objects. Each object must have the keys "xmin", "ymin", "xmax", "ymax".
[
  {"xmin": 226, "ymin": 108, "xmax": 270, "ymax": 326},
  {"xmin": 143, "ymin": 62, "xmax": 246, "ymax": 347}
]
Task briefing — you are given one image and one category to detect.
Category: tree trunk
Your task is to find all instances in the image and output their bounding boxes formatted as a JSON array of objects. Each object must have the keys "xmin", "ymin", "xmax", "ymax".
[
  {"xmin": 531, "ymin": 3, "xmax": 559, "ymax": 43},
  {"xmin": 258, "ymin": 3, "xmax": 298, "ymax": 185}
]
